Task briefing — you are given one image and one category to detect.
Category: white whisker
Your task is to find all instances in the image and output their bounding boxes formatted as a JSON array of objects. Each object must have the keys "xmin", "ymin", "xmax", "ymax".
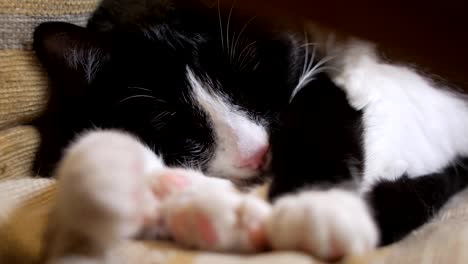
[
  {"xmin": 232, "ymin": 16, "xmax": 257, "ymax": 62},
  {"xmin": 152, "ymin": 111, "xmax": 172, "ymax": 123},
  {"xmin": 308, "ymin": 55, "xmax": 336, "ymax": 75},
  {"xmin": 127, "ymin": 86, "xmax": 152, "ymax": 92},
  {"xmin": 226, "ymin": 0, "xmax": 235, "ymax": 57},
  {"xmin": 240, "ymin": 46, "xmax": 256, "ymax": 70},
  {"xmin": 305, "ymin": 44, "xmax": 317, "ymax": 78},
  {"xmin": 230, "ymin": 31, "xmax": 237, "ymax": 61},
  {"xmin": 302, "ymin": 29, "xmax": 309, "ymax": 78},
  {"xmin": 299, "ymin": 42, "xmax": 319, "ymax": 48},
  {"xmin": 218, "ymin": 0, "xmax": 224, "ymax": 51},
  {"xmin": 237, "ymin": 41, "xmax": 256, "ymax": 68},
  {"xmin": 290, "ymin": 54, "xmax": 337, "ymax": 102},
  {"xmin": 152, "ymin": 111, "xmax": 174, "ymax": 130},
  {"xmin": 119, "ymin": 94, "xmax": 158, "ymax": 104}
]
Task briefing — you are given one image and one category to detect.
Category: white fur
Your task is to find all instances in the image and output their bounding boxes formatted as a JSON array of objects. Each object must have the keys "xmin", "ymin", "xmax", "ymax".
[
  {"xmin": 331, "ymin": 41, "xmax": 468, "ymax": 191},
  {"xmin": 186, "ymin": 68, "xmax": 269, "ymax": 180},
  {"xmin": 47, "ymin": 130, "xmax": 163, "ymax": 261},
  {"xmin": 45, "ymin": 130, "xmax": 271, "ymax": 262},
  {"xmin": 267, "ymin": 189, "xmax": 378, "ymax": 260}
]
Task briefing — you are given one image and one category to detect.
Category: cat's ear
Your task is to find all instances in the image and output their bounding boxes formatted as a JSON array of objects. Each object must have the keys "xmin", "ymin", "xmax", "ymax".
[{"xmin": 33, "ymin": 22, "xmax": 110, "ymax": 83}]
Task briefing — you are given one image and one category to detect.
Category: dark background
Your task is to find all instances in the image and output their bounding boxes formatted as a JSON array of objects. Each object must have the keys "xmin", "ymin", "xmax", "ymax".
[{"xmin": 217, "ymin": 0, "xmax": 468, "ymax": 88}]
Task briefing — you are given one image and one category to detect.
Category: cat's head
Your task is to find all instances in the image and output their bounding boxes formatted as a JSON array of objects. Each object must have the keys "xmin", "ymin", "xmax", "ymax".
[{"xmin": 34, "ymin": 0, "xmax": 302, "ymax": 182}]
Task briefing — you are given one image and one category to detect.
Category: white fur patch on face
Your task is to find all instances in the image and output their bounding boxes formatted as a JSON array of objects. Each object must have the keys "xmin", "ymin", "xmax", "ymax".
[
  {"xmin": 186, "ymin": 68, "xmax": 269, "ymax": 180},
  {"xmin": 331, "ymin": 41, "xmax": 468, "ymax": 192}
]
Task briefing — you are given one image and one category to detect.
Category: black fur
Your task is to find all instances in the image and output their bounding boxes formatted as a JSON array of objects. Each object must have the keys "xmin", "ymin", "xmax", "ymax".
[
  {"xmin": 269, "ymin": 72, "xmax": 363, "ymax": 199},
  {"xmin": 367, "ymin": 157, "xmax": 468, "ymax": 245}
]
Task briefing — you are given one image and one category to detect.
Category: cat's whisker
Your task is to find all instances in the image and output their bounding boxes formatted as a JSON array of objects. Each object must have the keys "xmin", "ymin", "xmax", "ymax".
[
  {"xmin": 239, "ymin": 46, "xmax": 257, "ymax": 71},
  {"xmin": 127, "ymin": 86, "xmax": 152, "ymax": 92},
  {"xmin": 217, "ymin": 0, "xmax": 224, "ymax": 51},
  {"xmin": 290, "ymin": 54, "xmax": 336, "ymax": 102},
  {"xmin": 302, "ymin": 29, "xmax": 310, "ymax": 78},
  {"xmin": 230, "ymin": 31, "xmax": 237, "ymax": 61},
  {"xmin": 226, "ymin": 0, "xmax": 235, "ymax": 58},
  {"xmin": 151, "ymin": 111, "xmax": 174, "ymax": 126},
  {"xmin": 301, "ymin": 44, "xmax": 317, "ymax": 87},
  {"xmin": 237, "ymin": 41, "xmax": 256, "ymax": 69},
  {"xmin": 308, "ymin": 45, "xmax": 317, "ymax": 74},
  {"xmin": 308, "ymin": 55, "xmax": 336, "ymax": 75},
  {"xmin": 119, "ymin": 94, "xmax": 162, "ymax": 104},
  {"xmin": 299, "ymin": 42, "xmax": 319, "ymax": 48},
  {"xmin": 233, "ymin": 16, "xmax": 257, "ymax": 64}
]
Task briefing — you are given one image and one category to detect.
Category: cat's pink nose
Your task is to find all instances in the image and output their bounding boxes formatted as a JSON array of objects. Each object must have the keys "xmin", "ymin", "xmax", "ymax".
[{"xmin": 237, "ymin": 145, "xmax": 269, "ymax": 170}]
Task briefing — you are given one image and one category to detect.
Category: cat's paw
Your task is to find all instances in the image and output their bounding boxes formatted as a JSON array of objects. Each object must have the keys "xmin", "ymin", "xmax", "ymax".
[
  {"xmin": 47, "ymin": 130, "xmax": 164, "ymax": 259},
  {"xmin": 157, "ymin": 174, "xmax": 271, "ymax": 252},
  {"xmin": 267, "ymin": 189, "xmax": 378, "ymax": 261}
]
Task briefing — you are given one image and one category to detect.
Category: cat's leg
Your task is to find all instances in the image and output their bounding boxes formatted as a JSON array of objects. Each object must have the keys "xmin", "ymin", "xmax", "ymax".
[
  {"xmin": 267, "ymin": 157, "xmax": 468, "ymax": 261},
  {"xmin": 152, "ymin": 170, "xmax": 272, "ymax": 252}
]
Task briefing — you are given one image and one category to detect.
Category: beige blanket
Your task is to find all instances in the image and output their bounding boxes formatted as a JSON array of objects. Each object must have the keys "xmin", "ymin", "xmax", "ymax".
[{"xmin": 1, "ymin": 1, "xmax": 468, "ymax": 263}]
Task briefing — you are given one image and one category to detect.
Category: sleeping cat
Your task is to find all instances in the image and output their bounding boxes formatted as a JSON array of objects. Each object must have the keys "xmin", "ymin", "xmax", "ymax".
[{"xmin": 33, "ymin": 0, "xmax": 468, "ymax": 262}]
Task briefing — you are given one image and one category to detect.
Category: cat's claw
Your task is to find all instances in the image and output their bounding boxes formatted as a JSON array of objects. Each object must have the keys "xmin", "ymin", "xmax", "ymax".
[{"xmin": 266, "ymin": 189, "xmax": 378, "ymax": 261}]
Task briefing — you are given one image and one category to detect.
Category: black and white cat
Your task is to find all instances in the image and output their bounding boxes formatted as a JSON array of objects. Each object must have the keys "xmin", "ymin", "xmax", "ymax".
[{"xmin": 33, "ymin": 0, "xmax": 468, "ymax": 262}]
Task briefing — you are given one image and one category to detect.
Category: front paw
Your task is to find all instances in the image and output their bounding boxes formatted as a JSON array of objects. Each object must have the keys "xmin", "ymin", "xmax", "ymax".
[
  {"xmin": 156, "ymin": 174, "xmax": 271, "ymax": 252},
  {"xmin": 44, "ymin": 130, "xmax": 165, "ymax": 263},
  {"xmin": 267, "ymin": 189, "xmax": 378, "ymax": 261}
]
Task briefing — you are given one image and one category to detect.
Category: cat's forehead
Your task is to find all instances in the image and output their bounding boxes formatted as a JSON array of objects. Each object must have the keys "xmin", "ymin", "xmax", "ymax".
[{"xmin": 107, "ymin": 26, "xmax": 290, "ymax": 93}]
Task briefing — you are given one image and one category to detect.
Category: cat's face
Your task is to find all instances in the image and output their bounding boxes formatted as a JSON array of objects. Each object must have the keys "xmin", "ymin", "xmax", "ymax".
[{"xmin": 34, "ymin": 0, "xmax": 301, "ymax": 181}]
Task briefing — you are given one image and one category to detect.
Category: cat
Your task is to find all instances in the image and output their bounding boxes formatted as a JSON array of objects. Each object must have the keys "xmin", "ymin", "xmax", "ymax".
[{"xmin": 33, "ymin": 0, "xmax": 468, "ymax": 262}]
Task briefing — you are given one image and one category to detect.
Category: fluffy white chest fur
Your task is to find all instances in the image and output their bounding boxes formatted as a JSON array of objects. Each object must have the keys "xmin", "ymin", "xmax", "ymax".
[{"xmin": 332, "ymin": 42, "xmax": 468, "ymax": 191}]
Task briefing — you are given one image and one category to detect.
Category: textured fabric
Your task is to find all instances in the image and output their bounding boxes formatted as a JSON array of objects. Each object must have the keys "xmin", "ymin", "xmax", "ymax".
[
  {"xmin": 0, "ymin": 0, "xmax": 467, "ymax": 263},
  {"xmin": 0, "ymin": 0, "xmax": 97, "ymax": 129},
  {"xmin": 0, "ymin": 50, "xmax": 49, "ymax": 129},
  {"xmin": 0, "ymin": 14, "xmax": 90, "ymax": 49},
  {"xmin": 0, "ymin": 126, "xmax": 41, "ymax": 180}
]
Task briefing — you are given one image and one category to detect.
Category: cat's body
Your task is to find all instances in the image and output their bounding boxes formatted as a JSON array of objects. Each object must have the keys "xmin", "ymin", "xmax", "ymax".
[{"xmin": 33, "ymin": 0, "xmax": 468, "ymax": 262}]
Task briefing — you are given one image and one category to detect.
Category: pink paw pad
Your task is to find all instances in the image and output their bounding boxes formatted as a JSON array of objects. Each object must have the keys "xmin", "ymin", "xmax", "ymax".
[
  {"xmin": 168, "ymin": 209, "xmax": 219, "ymax": 247},
  {"xmin": 194, "ymin": 212, "xmax": 218, "ymax": 246},
  {"xmin": 152, "ymin": 172, "xmax": 191, "ymax": 199},
  {"xmin": 248, "ymin": 224, "xmax": 268, "ymax": 250},
  {"xmin": 235, "ymin": 204, "xmax": 269, "ymax": 250}
]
